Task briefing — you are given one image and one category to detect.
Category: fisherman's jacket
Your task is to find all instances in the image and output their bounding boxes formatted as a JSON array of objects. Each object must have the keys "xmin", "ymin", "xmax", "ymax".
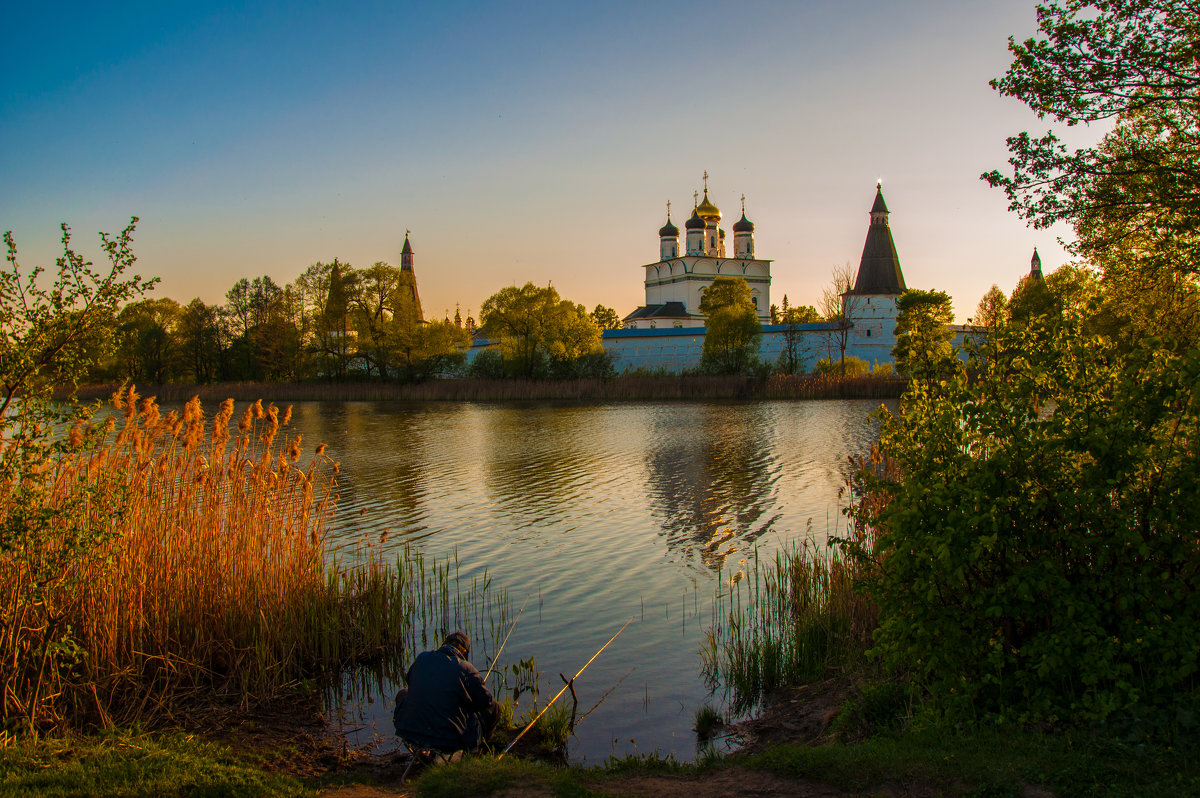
[{"xmin": 393, "ymin": 645, "xmax": 495, "ymax": 750}]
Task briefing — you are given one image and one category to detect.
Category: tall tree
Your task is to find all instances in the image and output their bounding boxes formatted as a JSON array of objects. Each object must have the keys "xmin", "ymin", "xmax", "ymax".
[
  {"xmin": 699, "ymin": 276, "xmax": 762, "ymax": 374},
  {"xmin": 974, "ymin": 284, "xmax": 1009, "ymax": 330},
  {"xmin": 892, "ymin": 289, "xmax": 956, "ymax": 379},
  {"xmin": 177, "ymin": 298, "xmax": 220, "ymax": 383},
  {"xmin": 777, "ymin": 303, "xmax": 821, "ymax": 375},
  {"xmin": 479, "ymin": 283, "xmax": 601, "ymax": 378},
  {"xmin": 818, "ymin": 262, "xmax": 860, "ymax": 374},
  {"xmin": 115, "ymin": 298, "xmax": 181, "ymax": 383},
  {"xmin": 984, "ymin": 1, "xmax": 1200, "ymax": 342},
  {"xmin": 589, "ymin": 304, "xmax": 622, "ymax": 330}
]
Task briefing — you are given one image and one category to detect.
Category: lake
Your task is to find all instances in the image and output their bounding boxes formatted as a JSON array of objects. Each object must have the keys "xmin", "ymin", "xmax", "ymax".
[{"xmin": 293, "ymin": 398, "xmax": 888, "ymax": 763}]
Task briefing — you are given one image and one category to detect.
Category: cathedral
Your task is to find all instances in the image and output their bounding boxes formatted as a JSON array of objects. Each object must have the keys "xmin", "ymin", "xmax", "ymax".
[{"xmin": 623, "ymin": 173, "xmax": 772, "ymax": 329}]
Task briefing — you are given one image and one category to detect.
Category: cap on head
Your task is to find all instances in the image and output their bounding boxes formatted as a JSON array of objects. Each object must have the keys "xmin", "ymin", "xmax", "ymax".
[{"xmin": 444, "ymin": 631, "xmax": 470, "ymax": 657}]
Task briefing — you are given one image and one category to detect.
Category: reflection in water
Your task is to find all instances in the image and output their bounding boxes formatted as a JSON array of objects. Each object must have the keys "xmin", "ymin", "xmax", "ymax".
[
  {"xmin": 263, "ymin": 399, "xmax": 888, "ymax": 764},
  {"xmin": 645, "ymin": 404, "xmax": 781, "ymax": 570}
]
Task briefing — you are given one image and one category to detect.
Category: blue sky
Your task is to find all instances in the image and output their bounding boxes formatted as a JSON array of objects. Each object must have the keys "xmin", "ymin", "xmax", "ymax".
[{"xmin": 2, "ymin": 1, "xmax": 1093, "ymax": 323}]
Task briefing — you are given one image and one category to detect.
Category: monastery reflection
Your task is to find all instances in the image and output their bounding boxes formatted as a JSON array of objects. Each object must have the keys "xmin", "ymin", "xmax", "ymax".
[{"xmin": 645, "ymin": 404, "xmax": 779, "ymax": 570}]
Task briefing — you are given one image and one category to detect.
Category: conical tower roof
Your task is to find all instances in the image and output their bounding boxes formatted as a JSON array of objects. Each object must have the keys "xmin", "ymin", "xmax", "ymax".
[{"xmin": 850, "ymin": 184, "xmax": 906, "ymax": 295}]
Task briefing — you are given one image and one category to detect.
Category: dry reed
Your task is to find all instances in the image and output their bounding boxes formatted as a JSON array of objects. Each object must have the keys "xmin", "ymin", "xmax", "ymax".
[
  {"xmin": 1, "ymin": 387, "xmax": 403, "ymax": 741},
  {"xmin": 73, "ymin": 373, "xmax": 905, "ymax": 404}
]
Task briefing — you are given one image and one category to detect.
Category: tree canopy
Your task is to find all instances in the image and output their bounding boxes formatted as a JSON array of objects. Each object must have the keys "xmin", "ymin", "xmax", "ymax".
[
  {"xmin": 892, "ymin": 289, "xmax": 956, "ymax": 379},
  {"xmin": 479, "ymin": 283, "xmax": 603, "ymax": 378},
  {"xmin": 699, "ymin": 276, "xmax": 762, "ymax": 374},
  {"xmin": 984, "ymin": 1, "xmax": 1200, "ymax": 344}
]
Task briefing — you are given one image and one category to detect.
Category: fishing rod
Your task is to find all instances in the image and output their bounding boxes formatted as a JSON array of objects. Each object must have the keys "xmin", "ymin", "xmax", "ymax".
[
  {"xmin": 498, "ymin": 617, "xmax": 633, "ymax": 760},
  {"xmin": 483, "ymin": 593, "xmax": 531, "ymax": 685}
]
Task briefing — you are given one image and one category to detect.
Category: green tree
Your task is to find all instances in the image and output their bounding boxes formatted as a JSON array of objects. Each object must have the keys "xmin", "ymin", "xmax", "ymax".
[
  {"xmin": 589, "ymin": 304, "xmax": 622, "ymax": 330},
  {"xmin": 177, "ymin": 298, "xmax": 221, "ymax": 383},
  {"xmin": 318, "ymin": 259, "xmax": 355, "ymax": 380},
  {"xmin": 892, "ymin": 289, "xmax": 956, "ymax": 379},
  {"xmin": 115, "ymin": 298, "xmax": 181, "ymax": 383},
  {"xmin": 984, "ymin": 1, "xmax": 1200, "ymax": 341},
  {"xmin": 1, "ymin": 219, "xmax": 155, "ymax": 735},
  {"xmin": 847, "ymin": 325, "xmax": 1200, "ymax": 725},
  {"xmin": 777, "ymin": 303, "xmax": 820, "ymax": 375},
  {"xmin": 479, "ymin": 283, "xmax": 602, "ymax": 379},
  {"xmin": 974, "ymin": 284, "xmax": 1008, "ymax": 330},
  {"xmin": 699, "ymin": 276, "xmax": 762, "ymax": 374}
]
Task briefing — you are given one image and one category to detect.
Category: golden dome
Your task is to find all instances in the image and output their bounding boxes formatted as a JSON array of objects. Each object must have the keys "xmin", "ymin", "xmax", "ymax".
[{"xmin": 695, "ymin": 189, "xmax": 721, "ymax": 223}]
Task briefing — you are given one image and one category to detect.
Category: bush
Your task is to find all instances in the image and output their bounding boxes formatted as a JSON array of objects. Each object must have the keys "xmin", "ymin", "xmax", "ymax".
[
  {"xmin": 467, "ymin": 348, "xmax": 507, "ymax": 379},
  {"xmin": 846, "ymin": 325, "xmax": 1200, "ymax": 728},
  {"xmin": 814, "ymin": 356, "xmax": 868, "ymax": 376}
]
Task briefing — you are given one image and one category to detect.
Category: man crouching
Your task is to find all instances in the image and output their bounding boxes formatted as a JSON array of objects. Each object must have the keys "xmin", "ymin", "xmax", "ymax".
[{"xmin": 394, "ymin": 631, "xmax": 501, "ymax": 752}]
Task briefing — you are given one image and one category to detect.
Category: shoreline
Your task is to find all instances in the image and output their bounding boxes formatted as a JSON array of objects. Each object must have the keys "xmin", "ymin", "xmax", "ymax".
[{"xmin": 70, "ymin": 374, "xmax": 905, "ymax": 404}]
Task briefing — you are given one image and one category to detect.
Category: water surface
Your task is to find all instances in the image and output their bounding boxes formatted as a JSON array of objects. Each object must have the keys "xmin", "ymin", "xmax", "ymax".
[{"xmin": 298, "ymin": 399, "xmax": 886, "ymax": 763}]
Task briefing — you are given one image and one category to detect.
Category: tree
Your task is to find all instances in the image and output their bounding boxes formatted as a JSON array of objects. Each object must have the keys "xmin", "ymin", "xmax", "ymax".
[
  {"xmin": 984, "ymin": 1, "xmax": 1200, "ymax": 340},
  {"xmin": 479, "ymin": 283, "xmax": 602, "ymax": 379},
  {"xmin": 589, "ymin": 304, "xmax": 622, "ymax": 330},
  {"xmin": 974, "ymin": 285, "xmax": 1008, "ymax": 330},
  {"xmin": 317, "ymin": 260, "xmax": 355, "ymax": 379},
  {"xmin": 115, "ymin": 298, "xmax": 181, "ymax": 383},
  {"xmin": 847, "ymin": 324, "xmax": 1200, "ymax": 725},
  {"xmin": 892, "ymin": 289, "xmax": 956, "ymax": 380},
  {"xmin": 818, "ymin": 262, "xmax": 860, "ymax": 374},
  {"xmin": 1, "ymin": 220, "xmax": 155, "ymax": 734},
  {"xmin": 777, "ymin": 303, "xmax": 821, "ymax": 375},
  {"xmin": 699, "ymin": 276, "xmax": 762, "ymax": 374},
  {"xmin": 177, "ymin": 298, "xmax": 221, "ymax": 383},
  {"xmin": 1006, "ymin": 263, "xmax": 1103, "ymax": 331}
]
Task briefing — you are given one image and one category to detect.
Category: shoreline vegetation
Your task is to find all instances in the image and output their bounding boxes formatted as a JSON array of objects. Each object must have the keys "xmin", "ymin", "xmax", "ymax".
[{"xmin": 69, "ymin": 373, "xmax": 906, "ymax": 404}]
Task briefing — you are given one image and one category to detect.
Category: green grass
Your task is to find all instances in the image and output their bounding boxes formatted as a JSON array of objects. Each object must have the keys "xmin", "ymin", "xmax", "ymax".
[
  {"xmin": 0, "ymin": 730, "xmax": 310, "ymax": 798},
  {"xmin": 7, "ymin": 722, "xmax": 1193, "ymax": 797},
  {"xmin": 415, "ymin": 755, "xmax": 598, "ymax": 798},
  {"xmin": 745, "ymin": 727, "xmax": 1199, "ymax": 798}
]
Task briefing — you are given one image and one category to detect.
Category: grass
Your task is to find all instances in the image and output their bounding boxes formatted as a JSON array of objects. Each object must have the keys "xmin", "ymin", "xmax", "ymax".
[
  {"xmin": 0, "ymin": 729, "xmax": 310, "ymax": 797},
  {"xmin": 3, "ymin": 720, "xmax": 1192, "ymax": 797},
  {"xmin": 745, "ymin": 728, "xmax": 1199, "ymax": 797},
  {"xmin": 702, "ymin": 540, "xmax": 877, "ymax": 713},
  {"xmin": 73, "ymin": 372, "xmax": 905, "ymax": 404},
  {"xmin": 693, "ymin": 704, "xmax": 724, "ymax": 739}
]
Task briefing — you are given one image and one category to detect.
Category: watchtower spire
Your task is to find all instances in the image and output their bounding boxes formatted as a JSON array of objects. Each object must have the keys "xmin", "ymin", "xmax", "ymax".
[{"xmin": 851, "ymin": 183, "xmax": 905, "ymax": 295}]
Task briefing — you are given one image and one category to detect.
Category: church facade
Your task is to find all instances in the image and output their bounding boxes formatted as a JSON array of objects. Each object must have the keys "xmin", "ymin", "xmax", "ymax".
[{"xmin": 624, "ymin": 176, "xmax": 772, "ymax": 329}]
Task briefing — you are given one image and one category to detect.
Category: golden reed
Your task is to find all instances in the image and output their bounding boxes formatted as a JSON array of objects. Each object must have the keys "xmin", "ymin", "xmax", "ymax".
[{"xmin": 0, "ymin": 387, "xmax": 373, "ymax": 741}]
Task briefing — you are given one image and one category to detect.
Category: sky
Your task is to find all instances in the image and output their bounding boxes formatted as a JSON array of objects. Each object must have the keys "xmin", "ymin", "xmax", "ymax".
[{"xmin": 2, "ymin": 0, "xmax": 1098, "ymax": 324}]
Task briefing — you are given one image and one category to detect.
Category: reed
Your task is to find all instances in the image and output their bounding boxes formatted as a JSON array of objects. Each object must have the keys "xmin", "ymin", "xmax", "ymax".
[
  {"xmin": 1, "ymin": 387, "xmax": 506, "ymax": 743},
  {"xmin": 73, "ymin": 373, "xmax": 905, "ymax": 404},
  {"xmin": 702, "ymin": 541, "xmax": 879, "ymax": 713}
]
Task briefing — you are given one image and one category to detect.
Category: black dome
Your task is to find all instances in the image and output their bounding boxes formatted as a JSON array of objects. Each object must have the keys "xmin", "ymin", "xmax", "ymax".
[
  {"xmin": 733, "ymin": 213, "xmax": 754, "ymax": 233},
  {"xmin": 684, "ymin": 209, "xmax": 705, "ymax": 230},
  {"xmin": 659, "ymin": 219, "xmax": 679, "ymax": 237}
]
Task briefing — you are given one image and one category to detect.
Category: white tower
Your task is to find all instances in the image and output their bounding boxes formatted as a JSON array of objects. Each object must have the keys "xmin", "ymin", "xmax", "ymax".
[
  {"xmin": 658, "ymin": 202, "xmax": 680, "ymax": 261},
  {"xmin": 733, "ymin": 195, "xmax": 755, "ymax": 258}
]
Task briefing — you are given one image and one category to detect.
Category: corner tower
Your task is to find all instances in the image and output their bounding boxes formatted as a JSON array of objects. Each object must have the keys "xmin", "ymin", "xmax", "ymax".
[{"xmin": 843, "ymin": 183, "xmax": 907, "ymax": 360}]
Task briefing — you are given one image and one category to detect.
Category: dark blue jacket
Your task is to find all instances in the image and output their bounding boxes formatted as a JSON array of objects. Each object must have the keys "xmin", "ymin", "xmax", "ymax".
[{"xmin": 393, "ymin": 645, "xmax": 495, "ymax": 749}]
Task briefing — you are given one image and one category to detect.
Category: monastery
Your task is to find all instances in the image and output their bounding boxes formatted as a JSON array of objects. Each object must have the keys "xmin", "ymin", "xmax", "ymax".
[{"xmin": 605, "ymin": 179, "xmax": 910, "ymax": 372}]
